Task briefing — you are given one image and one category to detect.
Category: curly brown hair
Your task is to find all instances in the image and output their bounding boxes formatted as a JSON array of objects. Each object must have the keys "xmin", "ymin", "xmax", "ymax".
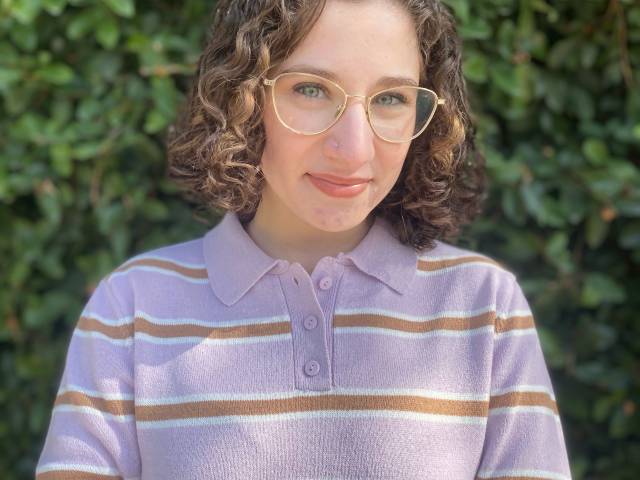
[{"xmin": 166, "ymin": 0, "xmax": 486, "ymax": 252}]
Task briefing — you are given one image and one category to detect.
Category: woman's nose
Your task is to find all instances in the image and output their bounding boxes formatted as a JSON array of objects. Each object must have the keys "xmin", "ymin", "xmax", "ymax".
[{"xmin": 324, "ymin": 100, "xmax": 376, "ymax": 167}]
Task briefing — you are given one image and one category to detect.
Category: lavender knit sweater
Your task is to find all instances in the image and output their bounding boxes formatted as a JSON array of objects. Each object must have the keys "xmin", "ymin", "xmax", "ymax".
[{"xmin": 36, "ymin": 211, "xmax": 572, "ymax": 479}]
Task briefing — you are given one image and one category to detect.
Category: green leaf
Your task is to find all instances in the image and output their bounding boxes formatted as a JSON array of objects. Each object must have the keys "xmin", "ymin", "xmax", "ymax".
[
  {"xmin": 0, "ymin": 68, "xmax": 23, "ymax": 90},
  {"xmin": 463, "ymin": 51, "xmax": 488, "ymax": 83},
  {"xmin": 582, "ymin": 139, "xmax": 609, "ymax": 166},
  {"xmin": 10, "ymin": 23, "xmax": 38, "ymax": 51},
  {"xmin": 50, "ymin": 144, "xmax": 73, "ymax": 177},
  {"xmin": 501, "ymin": 189, "xmax": 526, "ymax": 225},
  {"xmin": 96, "ymin": 16, "xmax": 120, "ymax": 49},
  {"xmin": 8, "ymin": 0, "xmax": 43, "ymax": 24},
  {"xmin": 144, "ymin": 109, "xmax": 169, "ymax": 133},
  {"xmin": 66, "ymin": 8, "xmax": 100, "ymax": 40},
  {"xmin": 102, "ymin": 0, "xmax": 135, "ymax": 18},
  {"xmin": 141, "ymin": 199, "xmax": 169, "ymax": 220},
  {"xmin": 42, "ymin": 0, "xmax": 68, "ymax": 16},
  {"xmin": 616, "ymin": 198, "xmax": 640, "ymax": 217},
  {"xmin": 35, "ymin": 63, "xmax": 74, "ymax": 85},
  {"xmin": 440, "ymin": 0, "xmax": 469, "ymax": 23},
  {"xmin": 73, "ymin": 141, "xmax": 103, "ymax": 159},
  {"xmin": 491, "ymin": 62, "xmax": 523, "ymax": 98},
  {"xmin": 585, "ymin": 210, "xmax": 609, "ymax": 249},
  {"xmin": 459, "ymin": 17, "xmax": 492, "ymax": 40},
  {"xmin": 580, "ymin": 273, "xmax": 626, "ymax": 307},
  {"xmin": 536, "ymin": 326, "xmax": 565, "ymax": 369},
  {"xmin": 544, "ymin": 231, "xmax": 574, "ymax": 273},
  {"xmin": 619, "ymin": 222, "xmax": 640, "ymax": 249},
  {"xmin": 581, "ymin": 171, "xmax": 625, "ymax": 198}
]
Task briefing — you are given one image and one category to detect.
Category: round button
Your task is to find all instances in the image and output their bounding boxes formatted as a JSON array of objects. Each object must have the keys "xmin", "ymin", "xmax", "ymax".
[
  {"xmin": 319, "ymin": 276, "xmax": 333, "ymax": 290},
  {"xmin": 304, "ymin": 360, "xmax": 320, "ymax": 377},
  {"xmin": 303, "ymin": 315, "xmax": 318, "ymax": 330}
]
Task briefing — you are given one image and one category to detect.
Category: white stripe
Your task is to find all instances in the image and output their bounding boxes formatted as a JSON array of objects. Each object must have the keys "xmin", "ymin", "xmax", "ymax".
[
  {"xmin": 336, "ymin": 306, "xmax": 531, "ymax": 323},
  {"xmin": 121, "ymin": 255, "xmax": 205, "ymax": 269},
  {"xmin": 134, "ymin": 310, "xmax": 289, "ymax": 328},
  {"xmin": 136, "ymin": 386, "xmax": 489, "ymax": 406},
  {"xmin": 489, "ymin": 406, "xmax": 560, "ymax": 420},
  {"xmin": 418, "ymin": 253, "xmax": 493, "ymax": 261},
  {"xmin": 110, "ymin": 267, "xmax": 209, "ymax": 284},
  {"xmin": 416, "ymin": 262, "xmax": 510, "ymax": 277},
  {"xmin": 134, "ymin": 332, "xmax": 291, "ymax": 346},
  {"xmin": 136, "ymin": 408, "xmax": 488, "ymax": 430},
  {"xmin": 495, "ymin": 309, "xmax": 532, "ymax": 319},
  {"xmin": 477, "ymin": 468, "xmax": 570, "ymax": 480},
  {"xmin": 52, "ymin": 405, "xmax": 135, "ymax": 422},
  {"xmin": 494, "ymin": 328, "xmax": 537, "ymax": 339},
  {"xmin": 57, "ymin": 385, "xmax": 134, "ymax": 401},
  {"xmin": 335, "ymin": 305, "xmax": 498, "ymax": 322},
  {"xmin": 491, "ymin": 384, "xmax": 556, "ymax": 401},
  {"xmin": 36, "ymin": 463, "xmax": 121, "ymax": 475},
  {"xmin": 336, "ymin": 325, "xmax": 494, "ymax": 339},
  {"xmin": 73, "ymin": 329, "xmax": 133, "ymax": 346},
  {"xmin": 80, "ymin": 311, "xmax": 133, "ymax": 326}
]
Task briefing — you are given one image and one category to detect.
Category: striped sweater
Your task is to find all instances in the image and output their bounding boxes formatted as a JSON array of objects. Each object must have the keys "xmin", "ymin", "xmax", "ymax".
[{"xmin": 36, "ymin": 211, "xmax": 572, "ymax": 480}]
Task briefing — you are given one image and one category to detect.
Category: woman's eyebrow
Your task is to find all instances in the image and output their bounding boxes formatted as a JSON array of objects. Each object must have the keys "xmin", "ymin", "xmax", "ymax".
[{"xmin": 279, "ymin": 64, "xmax": 419, "ymax": 88}]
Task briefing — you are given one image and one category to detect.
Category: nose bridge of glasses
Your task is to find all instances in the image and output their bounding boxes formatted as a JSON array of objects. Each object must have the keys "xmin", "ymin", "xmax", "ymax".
[
  {"xmin": 336, "ymin": 94, "xmax": 369, "ymax": 121},
  {"xmin": 342, "ymin": 93, "xmax": 367, "ymax": 106}
]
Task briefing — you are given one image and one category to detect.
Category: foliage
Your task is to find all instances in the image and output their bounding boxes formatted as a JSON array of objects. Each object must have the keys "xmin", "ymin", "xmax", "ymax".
[{"xmin": 1, "ymin": 0, "xmax": 638, "ymax": 478}]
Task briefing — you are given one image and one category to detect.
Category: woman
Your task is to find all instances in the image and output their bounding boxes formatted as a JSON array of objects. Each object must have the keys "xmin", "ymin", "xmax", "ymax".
[{"xmin": 36, "ymin": 0, "xmax": 572, "ymax": 479}]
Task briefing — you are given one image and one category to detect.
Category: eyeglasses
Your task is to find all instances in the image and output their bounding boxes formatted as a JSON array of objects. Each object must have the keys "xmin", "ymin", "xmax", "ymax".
[{"xmin": 262, "ymin": 72, "xmax": 445, "ymax": 143}]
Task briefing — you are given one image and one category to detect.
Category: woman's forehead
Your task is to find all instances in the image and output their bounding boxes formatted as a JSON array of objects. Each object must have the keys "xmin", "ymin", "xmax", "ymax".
[{"xmin": 278, "ymin": 0, "xmax": 421, "ymax": 86}]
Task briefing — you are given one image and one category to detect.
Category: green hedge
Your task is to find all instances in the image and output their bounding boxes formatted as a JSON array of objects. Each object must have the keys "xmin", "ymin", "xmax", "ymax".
[{"xmin": 1, "ymin": 0, "xmax": 639, "ymax": 478}]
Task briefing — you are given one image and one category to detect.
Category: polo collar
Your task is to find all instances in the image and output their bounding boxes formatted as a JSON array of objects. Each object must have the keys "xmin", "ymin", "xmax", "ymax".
[{"xmin": 203, "ymin": 211, "xmax": 417, "ymax": 306}]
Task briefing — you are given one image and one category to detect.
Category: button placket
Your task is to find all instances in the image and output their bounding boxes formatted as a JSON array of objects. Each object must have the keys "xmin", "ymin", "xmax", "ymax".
[
  {"xmin": 278, "ymin": 263, "xmax": 332, "ymax": 391},
  {"xmin": 303, "ymin": 315, "xmax": 318, "ymax": 330},
  {"xmin": 318, "ymin": 276, "xmax": 333, "ymax": 290},
  {"xmin": 304, "ymin": 360, "xmax": 320, "ymax": 377},
  {"xmin": 311, "ymin": 260, "xmax": 346, "ymax": 389}
]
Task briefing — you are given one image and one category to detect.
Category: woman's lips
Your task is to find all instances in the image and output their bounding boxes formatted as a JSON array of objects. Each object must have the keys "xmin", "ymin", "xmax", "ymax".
[{"xmin": 307, "ymin": 173, "xmax": 370, "ymax": 198}]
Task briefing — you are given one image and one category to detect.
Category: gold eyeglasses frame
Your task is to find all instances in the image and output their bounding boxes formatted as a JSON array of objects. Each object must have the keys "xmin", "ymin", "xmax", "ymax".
[{"xmin": 262, "ymin": 72, "xmax": 445, "ymax": 144}]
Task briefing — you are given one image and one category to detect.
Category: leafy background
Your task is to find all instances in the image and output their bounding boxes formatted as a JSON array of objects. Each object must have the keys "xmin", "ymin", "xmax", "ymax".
[{"xmin": 1, "ymin": 0, "xmax": 638, "ymax": 478}]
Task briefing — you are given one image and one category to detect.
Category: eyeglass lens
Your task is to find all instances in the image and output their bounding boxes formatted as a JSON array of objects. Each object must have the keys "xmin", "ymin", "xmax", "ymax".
[{"xmin": 272, "ymin": 73, "xmax": 437, "ymax": 142}]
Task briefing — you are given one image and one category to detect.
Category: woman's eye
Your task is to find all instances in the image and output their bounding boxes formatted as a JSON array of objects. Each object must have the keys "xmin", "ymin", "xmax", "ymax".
[
  {"xmin": 293, "ymin": 83, "xmax": 326, "ymax": 99},
  {"xmin": 374, "ymin": 93, "xmax": 406, "ymax": 106}
]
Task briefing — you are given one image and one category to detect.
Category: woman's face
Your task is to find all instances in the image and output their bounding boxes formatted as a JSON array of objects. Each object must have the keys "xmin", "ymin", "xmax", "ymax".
[{"xmin": 259, "ymin": 0, "xmax": 422, "ymax": 233}]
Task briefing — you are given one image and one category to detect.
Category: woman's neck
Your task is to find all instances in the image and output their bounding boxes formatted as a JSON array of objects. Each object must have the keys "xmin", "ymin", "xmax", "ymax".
[{"xmin": 244, "ymin": 200, "xmax": 373, "ymax": 275}]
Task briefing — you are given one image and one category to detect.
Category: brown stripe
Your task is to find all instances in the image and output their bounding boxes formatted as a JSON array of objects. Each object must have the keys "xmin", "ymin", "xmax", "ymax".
[
  {"xmin": 77, "ymin": 316, "xmax": 133, "ymax": 339},
  {"xmin": 489, "ymin": 391, "xmax": 559, "ymax": 414},
  {"xmin": 135, "ymin": 317, "xmax": 291, "ymax": 339},
  {"xmin": 37, "ymin": 472, "xmax": 122, "ymax": 480},
  {"xmin": 495, "ymin": 315, "xmax": 535, "ymax": 333},
  {"xmin": 476, "ymin": 477, "xmax": 559, "ymax": 480},
  {"xmin": 334, "ymin": 311, "xmax": 495, "ymax": 333},
  {"xmin": 55, "ymin": 391, "xmax": 135, "ymax": 416},
  {"xmin": 76, "ymin": 310, "xmax": 527, "ymax": 340},
  {"xmin": 418, "ymin": 255, "xmax": 504, "ymax": 272},
  {"xmin": 115, "ymin": 258, "xmax": 207, "ymax": 279},
  {"xmin": 136, "ymin": 394, "xmax": 489, "ymax": 422}
]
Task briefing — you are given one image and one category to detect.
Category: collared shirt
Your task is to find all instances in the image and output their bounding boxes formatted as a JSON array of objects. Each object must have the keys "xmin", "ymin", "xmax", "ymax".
[{"xmin": 36, "ymin": 211, "xmax": 572, "ymax": 480}]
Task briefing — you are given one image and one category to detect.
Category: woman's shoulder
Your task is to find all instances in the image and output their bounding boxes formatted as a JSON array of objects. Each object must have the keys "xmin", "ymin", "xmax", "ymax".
[
  {"xmin": 108, "ymin": 235, "xmax": 207, "ymax": 281},
  {"xmin": 97, "ymin": 234, "xmax": 209, "ymax": 311},
  {"xmin": 417, "ymin": 239, "xmax": 517, "ymax": 280},
  {"xmin": 415, "ymin": 239, "xmax": 526, "ymax": 306}
]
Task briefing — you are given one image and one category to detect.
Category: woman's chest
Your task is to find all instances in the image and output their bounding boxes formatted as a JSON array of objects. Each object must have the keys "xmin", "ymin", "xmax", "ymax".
[{"xmin": 132, "ymin": 309, "xmax": 492, "ymax": 479}]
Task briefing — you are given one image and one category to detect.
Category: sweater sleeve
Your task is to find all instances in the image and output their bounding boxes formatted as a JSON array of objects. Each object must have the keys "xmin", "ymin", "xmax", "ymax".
[
  {"xmin": 35, "ymin": 275, "xmax": 141, "ymax": 480},
  {"xmin": 475, "ymin": 275, "xmax": 572, "ymax": 480}
]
